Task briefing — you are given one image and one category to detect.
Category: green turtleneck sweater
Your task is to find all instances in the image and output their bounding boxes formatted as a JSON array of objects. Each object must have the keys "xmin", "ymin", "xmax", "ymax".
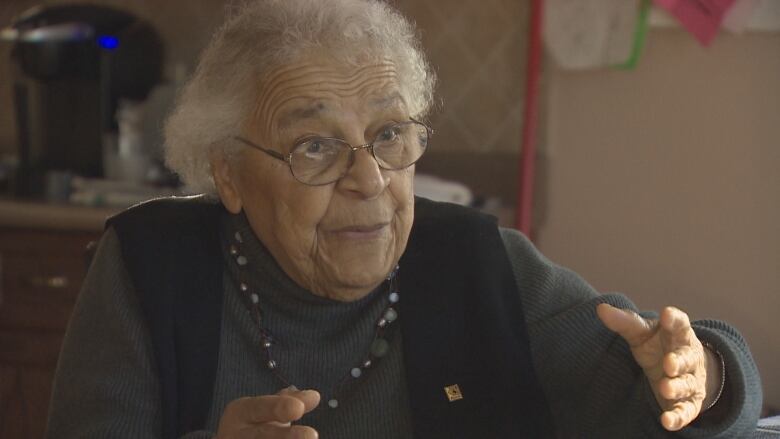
[{"xmin": 46, "ymin": 210, "xmax": 762, "ymax": 438}]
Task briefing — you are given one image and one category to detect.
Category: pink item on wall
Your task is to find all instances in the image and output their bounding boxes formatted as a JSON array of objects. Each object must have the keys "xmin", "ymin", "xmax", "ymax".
[
  {"xmin": 516, "ymin": 0, "xmax": 543, "ymax": 237},
  {"xmin": 653, "ymin": 0, "xmax": 737, "ymax": 45}
]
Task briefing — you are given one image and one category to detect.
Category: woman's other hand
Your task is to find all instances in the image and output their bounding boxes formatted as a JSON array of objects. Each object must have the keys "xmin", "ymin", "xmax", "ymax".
[
  {"xmin": 215, "ymin": 387, "xmax": 320, "ymax": 438},
  {"xmin": 597, "ymin": 304, "xmax": 723, "ymax": 431}
]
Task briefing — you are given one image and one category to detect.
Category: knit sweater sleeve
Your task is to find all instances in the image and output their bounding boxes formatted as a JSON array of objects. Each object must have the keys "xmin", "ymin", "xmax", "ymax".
[
  {"xmin": 45, "ymin": 228, "xmax": 215, "ymax": 439},
  {"xmin": 499, "ymin": 227, "xmax": 762, "ymax": 439}
]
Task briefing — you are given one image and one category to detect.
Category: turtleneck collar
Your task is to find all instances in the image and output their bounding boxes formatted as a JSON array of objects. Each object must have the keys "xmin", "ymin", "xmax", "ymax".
[{"xmin": 218, "ymin": 210, "xmax": 386, "ymax": 323}]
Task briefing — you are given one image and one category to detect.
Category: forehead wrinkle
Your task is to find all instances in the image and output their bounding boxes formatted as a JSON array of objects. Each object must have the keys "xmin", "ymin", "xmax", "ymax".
[
  {"xmin": 257, "ymin": 65, "xmax": 398, "ymax": 121},
  {"xmin": 265, "ymin": 76, "xmax": 402, "ymax": 138},
  {"xmin": 261, "ymin": 58, "xmax": 396, "ymax": 89},
  {"xmin": 252, "ymin": 67, "xmax": 334, "ymax": 128},
  {"xmin": 260, "ymin": 72, "xmax": 402, "ymax": 139},
  {"xmin": 265, "ymin": 70, "xmax": 400, "ymax": 119},
  {"xmin": 254, "ymin": 62, "xmax": 398, "ymax": 129}
]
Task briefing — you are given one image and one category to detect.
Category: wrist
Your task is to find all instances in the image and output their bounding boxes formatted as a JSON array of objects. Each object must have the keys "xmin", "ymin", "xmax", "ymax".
[{"xmin": 702, "ymin": 341, "xmax": 726, "ymax": 411}]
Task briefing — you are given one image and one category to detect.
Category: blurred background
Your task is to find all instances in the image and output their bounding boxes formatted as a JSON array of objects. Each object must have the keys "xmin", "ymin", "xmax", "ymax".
[{"xmin": 0, "ymin": 0, "xmax": 777, "ymax": 437}]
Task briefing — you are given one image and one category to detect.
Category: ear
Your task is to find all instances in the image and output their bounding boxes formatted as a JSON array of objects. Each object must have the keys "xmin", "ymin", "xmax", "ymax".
[{"xmin": 209, "ymin": 149, "xmax": 243, "ymax": 214}]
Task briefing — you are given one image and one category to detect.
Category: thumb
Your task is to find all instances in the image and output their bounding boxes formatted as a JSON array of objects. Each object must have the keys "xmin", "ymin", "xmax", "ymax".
[
  {"xmin": 597, "ymin": 303, "xmax": 657, "ymax": 347},
  {"xmin": 278, "ymin": 386, "xmax": 321, "ymax": 414}
]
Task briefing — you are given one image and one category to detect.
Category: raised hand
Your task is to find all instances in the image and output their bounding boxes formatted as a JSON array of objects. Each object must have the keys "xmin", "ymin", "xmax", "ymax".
[
  {"xmin": 597, "ymin": 304, "xmax": 722, "ymax": 431},
  {"xmin": 215, "ymin": 387, "xmax": 320, "ymax": 438}
]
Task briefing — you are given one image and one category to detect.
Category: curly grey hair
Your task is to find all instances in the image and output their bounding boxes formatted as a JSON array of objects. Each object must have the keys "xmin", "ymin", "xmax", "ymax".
[{"xmin": 164, "ymin": 0, "xmax": 436, "ymax": 194}]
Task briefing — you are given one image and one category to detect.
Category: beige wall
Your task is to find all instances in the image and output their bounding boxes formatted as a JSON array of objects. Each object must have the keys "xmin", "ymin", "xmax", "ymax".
[{"xmin": 538, "ymin": 29, "xmax": 780, "ymax": 409}]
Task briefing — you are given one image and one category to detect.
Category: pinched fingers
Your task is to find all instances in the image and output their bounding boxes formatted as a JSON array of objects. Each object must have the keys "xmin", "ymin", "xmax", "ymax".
[
  {"xmin": 225, "ymin": 394, "xmax": 308, "ymax": 425},
  {"xmin": 660, "ymin": 400, "xmax": 700, "ymax": 432},
  {"xmin": 249, "ymin": 423, "xmax": 319, "ymax": 439},
  {"xmin": 217, "ymin": 390, "xmax": 321, "ymax": 439},
  {"xmin": 277, "ymin": 388, "xmax": 321, "ymax": 415}
]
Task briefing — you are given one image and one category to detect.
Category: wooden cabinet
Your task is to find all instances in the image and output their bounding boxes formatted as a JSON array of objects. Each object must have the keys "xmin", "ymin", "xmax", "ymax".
[{"xmin": 0, "ymin": 202, "xmax": 111, "ymax": 439}]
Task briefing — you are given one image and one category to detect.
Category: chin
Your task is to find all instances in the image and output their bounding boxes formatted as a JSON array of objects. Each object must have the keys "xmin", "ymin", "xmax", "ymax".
[{"xmin": 329, "ymin": 262, "xmax": 392, "ymax": 297}]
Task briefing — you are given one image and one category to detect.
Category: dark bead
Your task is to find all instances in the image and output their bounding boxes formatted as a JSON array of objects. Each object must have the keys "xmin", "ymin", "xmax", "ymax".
[{"xmin": 370, "ymin": 338, "xmax": 390, "ymax": 358}]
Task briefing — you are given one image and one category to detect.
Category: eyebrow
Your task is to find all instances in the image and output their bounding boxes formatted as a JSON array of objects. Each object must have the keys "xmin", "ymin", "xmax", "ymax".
[
  {"xmin": 275, "ymin": 92, "xmax": 406, "ymax": 130},
  {"xmin": 276, "ymin": 101, "xmax": 329, "ymax": 129},
  {"xmin": 370, "ymin": 93, "xmax": 405, "ymax": 110}
]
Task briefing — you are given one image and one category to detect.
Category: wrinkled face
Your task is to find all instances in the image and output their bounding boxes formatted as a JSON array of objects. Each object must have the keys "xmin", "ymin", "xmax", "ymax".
[{"xmin": 211, "ymin": 57, "xmax": 415, "ymax": 301}]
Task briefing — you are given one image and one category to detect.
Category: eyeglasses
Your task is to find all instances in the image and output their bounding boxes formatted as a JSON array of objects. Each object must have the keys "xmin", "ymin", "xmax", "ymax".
[{"xmin": 234, "ymin": 119, "xmax": 432, "ymax": 186}]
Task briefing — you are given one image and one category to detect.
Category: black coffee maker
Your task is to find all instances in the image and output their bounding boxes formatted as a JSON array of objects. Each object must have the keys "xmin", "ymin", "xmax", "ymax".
[{"xmin": 2, "ymin": 4, "xmax": 163, "ymax": 197}]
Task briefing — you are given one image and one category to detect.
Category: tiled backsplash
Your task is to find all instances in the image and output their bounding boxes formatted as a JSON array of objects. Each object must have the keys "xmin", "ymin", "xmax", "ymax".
[{"xmin": 396, "ymin": 0, "xmax": 528, "ymax": 154}]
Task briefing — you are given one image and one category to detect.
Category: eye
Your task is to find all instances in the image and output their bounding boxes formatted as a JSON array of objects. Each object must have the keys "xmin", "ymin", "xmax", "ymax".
[
  {"xmin": 295, "ymin": 138, "xmax": 340, "ymax": 161},
  {"xmin": 377, "ymin": 125, "xmax": 401, "ymax": 143},
  {"xmin": 305, "ymin": 140, "xmax": 324, "ymax": 154}
]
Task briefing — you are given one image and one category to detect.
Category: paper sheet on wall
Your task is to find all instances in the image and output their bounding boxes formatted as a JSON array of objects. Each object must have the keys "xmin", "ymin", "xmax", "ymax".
[
  {"xmin": 653, "ymin": 0, "xmax": 737, "ymax": 45},
  {"xmin": 722, "ymin": 0, "xmax": 758, "ymax": 33},
  {"xmin": 544, "ymin": 0, "xmax": 642, "ymax": 69},
  {"xmin": 744, "ymin": 0, "xmax": 780, "ymax": 31}
]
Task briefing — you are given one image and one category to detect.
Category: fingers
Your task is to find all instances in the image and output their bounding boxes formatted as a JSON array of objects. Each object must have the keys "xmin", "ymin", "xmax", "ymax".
[
  {"xmin": 599, "ymin": 304, "xmax": 707, "ymax": 431},
  {"xmin": 293, "ymin": 389, "xmax": 320, "ymax": 414},
  {"xmin": 663, "ymin": 345, "xmax": 700, "ymax": 377},
  {"xmin": 277, "ymin": 387, "xmax": 320, "ymax": 415},
  {"xmin": 660, "ymin": 306, "xmax": 692, "ymax": 346},
  {"xmin": 250, "ymin": 423, "xmax": 319, "ymax": 439},
  {"xmin": 225, "ymin": 390, "xmax": 320, "ymax": 425},
  {"xmin": 596, "ymin": 303, "xmax": 657, "ymax": 347},
  {"xmin": 654, "ymin": 307, "xmax": 707, "ymax": 431},
  {"xmin": 659, "ymin": 373, "xmax": 703, "ymax": 400},
  {"xmin": 218, "ymin": 391, "xmax": 321, "ymax": 439},
  {"xmin": 660, "ymin": 400, "xmax": 700, "ymax": 432}
]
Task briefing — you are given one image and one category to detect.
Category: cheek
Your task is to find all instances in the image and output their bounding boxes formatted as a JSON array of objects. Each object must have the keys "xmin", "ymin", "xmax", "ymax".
[
  {"xmin": 390, "ymin": 168, "xmax": 416, "ymax": 246},
  {"xmin": 236, "ymin": 157, "xmax": 332, "ymax": 248},
  {"xmin": 278, "ymin": 193, "xmax": 332, "ymax": 243},
  {"xmin": 392, "ymin": 167, "xmax": 416, "ymax": 211}
]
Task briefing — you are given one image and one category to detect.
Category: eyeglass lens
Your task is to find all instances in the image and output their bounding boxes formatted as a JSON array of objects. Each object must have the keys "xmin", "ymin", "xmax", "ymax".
[{"xmin": 289, "ymin": 121, "xmax": 429, "ymax": 185}]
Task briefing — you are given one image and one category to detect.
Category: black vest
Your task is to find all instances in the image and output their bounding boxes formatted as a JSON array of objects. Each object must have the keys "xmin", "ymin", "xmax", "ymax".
[{"xmin": 108, "ymin": 196, "xmax": 554, "ymax": 438}]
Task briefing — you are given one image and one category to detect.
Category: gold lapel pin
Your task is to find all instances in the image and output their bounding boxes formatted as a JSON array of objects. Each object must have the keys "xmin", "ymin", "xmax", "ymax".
[{"xmin": 444, "ymin": 384, "xmax": 463, "ymax": 402}]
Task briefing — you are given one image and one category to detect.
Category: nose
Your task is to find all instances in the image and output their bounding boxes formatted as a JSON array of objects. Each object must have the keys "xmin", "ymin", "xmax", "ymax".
[{"xmin": 337, "ymin": 144, "xmax": 389, "ymax": 199}]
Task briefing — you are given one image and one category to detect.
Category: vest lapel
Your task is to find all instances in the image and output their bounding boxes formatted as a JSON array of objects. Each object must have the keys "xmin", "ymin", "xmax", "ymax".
[
  {"xmin": 399, "ymin": 198, "xmax": 555, "ymax": 438},
  {"xmin": 400, "ymin": 215, "xmax": 468, "ymax": 438}
]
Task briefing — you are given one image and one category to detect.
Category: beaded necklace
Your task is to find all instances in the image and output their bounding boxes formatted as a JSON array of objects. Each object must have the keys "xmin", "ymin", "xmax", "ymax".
[{"xmin": 228, "ymin": 230, "xmax": 401, "ymax": 410}]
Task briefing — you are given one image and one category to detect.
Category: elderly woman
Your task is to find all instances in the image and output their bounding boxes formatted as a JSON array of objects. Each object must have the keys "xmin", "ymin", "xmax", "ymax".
[{"xmin": 46, "ymin": 0, "xmax": 762, "ymax": 438}]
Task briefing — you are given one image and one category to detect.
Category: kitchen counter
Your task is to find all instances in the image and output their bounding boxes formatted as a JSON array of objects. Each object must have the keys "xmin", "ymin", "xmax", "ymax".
[
  {"xmin": 0, "ymin": 199, "xmax": 117, "ymax": 439},
  {"xmin": 0, "ymin": 199, "xmax": 120, "ymax": 232}
]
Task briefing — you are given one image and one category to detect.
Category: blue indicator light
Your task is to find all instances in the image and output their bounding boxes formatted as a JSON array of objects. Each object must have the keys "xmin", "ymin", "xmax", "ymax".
[{"xmin": 97, "ymin": 35, "xmax": 120, "ymax": 50}]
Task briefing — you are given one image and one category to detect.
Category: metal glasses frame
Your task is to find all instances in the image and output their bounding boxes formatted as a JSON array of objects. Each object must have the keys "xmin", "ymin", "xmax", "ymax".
[{"xmin": 233, "ymin": 118, "xmax": 432, "ymax": 186}]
